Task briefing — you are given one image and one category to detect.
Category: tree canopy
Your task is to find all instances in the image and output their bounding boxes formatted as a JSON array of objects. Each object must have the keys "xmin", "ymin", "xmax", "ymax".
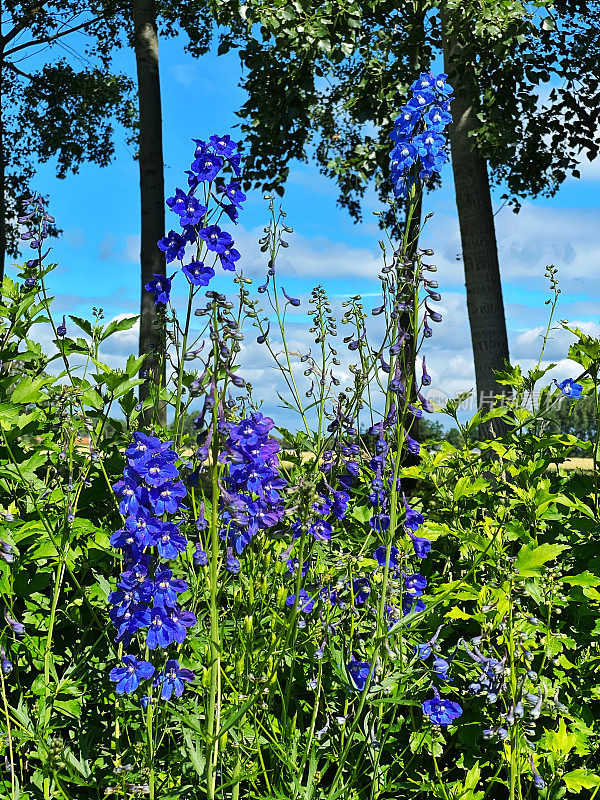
[{"xmin": 213, "ymin": 0, "xmax": 599, "ymax": 225}]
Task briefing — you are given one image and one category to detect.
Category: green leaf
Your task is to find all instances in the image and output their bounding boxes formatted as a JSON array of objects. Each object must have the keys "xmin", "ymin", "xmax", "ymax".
[
  {"xmin": 545, "ymin": 718, "xmax": 578, "ymax": 757},
  {"xmin": 351, "ymin": 504, "xmax": 371, "ymax": 523},
  {"xmin": 11, "ymin": 375, "xmax": 52, "ymax": 404},
  {"xmin": 54, "ymin": 697, "xmax": 82, "ymax": 719},
  {"xmin": 101, "ymin": 315, "xmax": 138, "ymax": 341},
  {"xmin": 182, "ymin": 727, "xmax": 206, "ymax": 777},
  {"xmin": 561, "ymin": 571, "xmax": 600, "ymax": 588},
  {"xmin": 514, "ymin": 543, "xmax": 568, "ymax": 577},
  {"xmin": 563, "ymin": 769, "xmax": 600, "ymax": 792},
  {"xmin": 125, "ymin": 353, "xmax": 147, "ymax": 378},
  {"xmin": 81, "ymin": 388, "xmax": 104, "ymax": 410},
  {"xmin": 112, "ymin": 378, "xmax": 145, "ymax": 399},
  {"xmin": 68, "ymin": 315, "xmax": 93, "ymax": 337},
  {"xmin": 453, "ymin": 476, "xmax": 489, "ymax": 501}
]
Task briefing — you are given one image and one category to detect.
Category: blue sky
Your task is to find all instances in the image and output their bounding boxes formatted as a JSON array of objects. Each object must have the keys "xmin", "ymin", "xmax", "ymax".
[{"xmin": 9, "ymin": 30, "xmax": 600, "ymax": 427}]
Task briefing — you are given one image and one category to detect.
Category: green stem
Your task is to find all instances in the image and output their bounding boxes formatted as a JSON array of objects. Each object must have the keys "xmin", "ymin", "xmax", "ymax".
[
  {"xmin": 206, "ymin": 304, "xmax": 222, "ymax": 800},
  {"xmin": 173, "ymin": 284, "xmax": 195, "ymax": 443},
  {"xmin": 0, "ymin": 665, "xmax": 16, "ymax": 800},
  {"xmin": 146, "ymin": 700, "xmax": 155, "ymax": 800},
  {"xmin": 42, "ymin": 552, "xmax": 68, "ymax": 800}
]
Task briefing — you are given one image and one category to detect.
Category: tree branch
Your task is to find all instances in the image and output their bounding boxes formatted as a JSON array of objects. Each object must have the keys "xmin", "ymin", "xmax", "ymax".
[
  {"xmin": 1, "ymin": 3, "xmax": 48, "ymax": 49},
  {"xmin": 4, "ymin": 59, "xmax": 33, "ymax": 79},
  {"xmin": 4, "ymin": 11, "xmax": 106, "ymax": 57}
]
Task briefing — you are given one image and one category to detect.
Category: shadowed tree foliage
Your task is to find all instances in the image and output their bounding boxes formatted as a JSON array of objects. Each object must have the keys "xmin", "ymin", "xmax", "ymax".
[
  {"xmin": 212, "ymin": 0, "xmax": 600, "ymax": 424},
  {"xmin": 1, "ymin": 1, "xmax": 216, "ymax": 426},
  {"xmin": 0, "ymin": 1, "xmax": 140, "ymax": 281}
]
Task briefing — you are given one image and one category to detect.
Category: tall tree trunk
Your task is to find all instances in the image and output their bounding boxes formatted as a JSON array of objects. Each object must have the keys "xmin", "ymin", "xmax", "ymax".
[
  {"xmin": 441, "ymin": 11, "xmax": 510, "ymax": 435},
  {"xmin": 133, "ymin": 0, "xmax": 166, "ymax": 427}
]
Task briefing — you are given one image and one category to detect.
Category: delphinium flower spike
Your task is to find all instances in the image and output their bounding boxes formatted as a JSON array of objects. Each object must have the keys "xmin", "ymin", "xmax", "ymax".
[{"xmin": 108, "ymin": 433, "xmax": 196, "ymax": 699}]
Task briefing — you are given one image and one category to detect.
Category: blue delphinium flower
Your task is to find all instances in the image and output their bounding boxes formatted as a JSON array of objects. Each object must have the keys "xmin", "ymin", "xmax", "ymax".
[
  {"xmin": 183, "ymin": 261, "xmax": 215, "ymax": 286},
  {"xmin": 219, "ymin": 412, "xmax": 287, "ymax": 558},
  {"xmin": 199, "ymin": 224, "xmax": 233, "ymax": 254},
  {"xmin": 157, "ymin": 231, "xmax": 187, "ymax": 263},
  {"xmin": 221, "ymin": 181, "xmax": 246, "ymax": 208},
  {"xmin": 149, "ymin": 521, "xmax": 188, "ymax": 560},
  {"xmin": 422, "ymin": 688, "xmax": 462, "ymax": 725},
  {"xmin": 410, "ymin": 534, "xmax": 431, "ymax": 559},
  {"xmin": 209, "ymin": 133, "xmax": 237, "ymax": 156},
  {"xmin": 137, "ymin": 455, "xmax": 179, "ymax": 487},
  {"xmin": 219, "ymin": 242, "xmax": 241, "ymax": 271},
  {"xmin": 108, "ymin": 433, "xmax": 196, "ymax": 698},
  {"xmin": 159, "ymin": 659, "xmax": 195, "ymax": 700},
  {"xmin": 389, "ymin": 72, "xmax": 453, "ymax": 197},
  {"xmin": 110, "ymin": 655, "xmax": 155, "ymax": 695},
  {"xmin": 145, "ymin": 274, "xmax": 172, "ymax": 305},
  {"xmin": 373, "ymin": 545, "xmax": 399, "ymax": 569},
  {"xmin": 191, "ymin": 151, "xmax": 223, "ymax": 181},
  {"xmin": 352, "ymin": 577, "xmax": 371, "ymax": 605},
  {"xmin": 167, "ymin": 607, "xmax": 197, "ymax": 643},
  {"xmin": 403, "ymin": 500, "xmax": 424, "ymax": 532},
  {"xmin": 404, "ymin": 572, "xmax": 427, "ymax": 597},
  {"xmin": 147, "ymin": 608, "xmax": 178, "ymax": 649},
  {"xmin": 285, "ymin": 588, "xmax": 315, "ymax": 614},
  {"xmin": 153, "ymin": 568, "xmax": 188, "ymax": 608},
  {"xmin": 175, "ymin": 194, "xmax": 208, "ymax": 227},
  {"xmin": 347, "ymin": 655, "xmax": 371, "ymax": 692},
  {"xmin": 150, "ymin": 482, "xmax": 187, "ymax": 515},
  {"xmin": 555, "ymin": 378, "xmax": 582, "ymax": 399}
]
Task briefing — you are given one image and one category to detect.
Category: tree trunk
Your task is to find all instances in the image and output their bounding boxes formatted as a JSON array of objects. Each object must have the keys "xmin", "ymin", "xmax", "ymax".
[
  {"xmin": 132, "ymin": 0, "xmax": 166, "ymax": 427},
  {"xmin": 441, "ymin": 12, "xmax": 510, "ymax": 435}
]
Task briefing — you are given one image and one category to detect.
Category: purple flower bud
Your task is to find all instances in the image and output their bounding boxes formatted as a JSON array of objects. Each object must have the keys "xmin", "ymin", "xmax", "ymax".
[
  {"xmin": 421, "ymin": 356, "xmax": 431, "ymax": 387},
  {"xmin": 0, "ymin": 644, "xmax": 12, "ymax": 676},
  {"xmin": 0, "ymin": 541, "xmax": 15, "ymax": 564},
  {"xmin": 257, "ymin": 323, "xmax": 270, "ymax": 344},
  {"xmin": 4, "ymin": 610, "xmax": 25, "ymax": 635},
  {"xmin": 281, "ymin": 288, "xmax": 300, "ymax": 307},
  {"xmin": 425, "ymin": 301, "xmax": 442, "ymax": 322},
  {"xmin": 226, "ymin": 547, "xmax": 241, "ymax": 574},
  {"xmin": 57, "ymin": 316, "xmax": 67, "ymax": 338},
  {"xmin": 530, "ymin": 757, "xmax": 545, "ymax": 789},
  {"xmin": 193, "ymin": 543, "xmax": 208, "ymax": 566}
]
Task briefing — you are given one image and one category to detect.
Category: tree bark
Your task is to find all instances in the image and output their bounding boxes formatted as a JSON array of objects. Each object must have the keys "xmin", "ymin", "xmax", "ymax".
[
  {"xmin": 132, "ymin": 0, "xmax": 166, "ymax": 427},
  {"xmin": 441, "ymin": 11, "xmax": 510, "ymax": 434}
]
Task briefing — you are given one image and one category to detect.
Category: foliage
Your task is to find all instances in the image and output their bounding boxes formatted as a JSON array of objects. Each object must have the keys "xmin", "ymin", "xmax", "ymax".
[
  {"xmin": 214, "ymin": 0, "xmax": 600, "ymax": 225},
  {"xmin": 1, "ymin": 113, "xmax": 600, "ymax": 800}
]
